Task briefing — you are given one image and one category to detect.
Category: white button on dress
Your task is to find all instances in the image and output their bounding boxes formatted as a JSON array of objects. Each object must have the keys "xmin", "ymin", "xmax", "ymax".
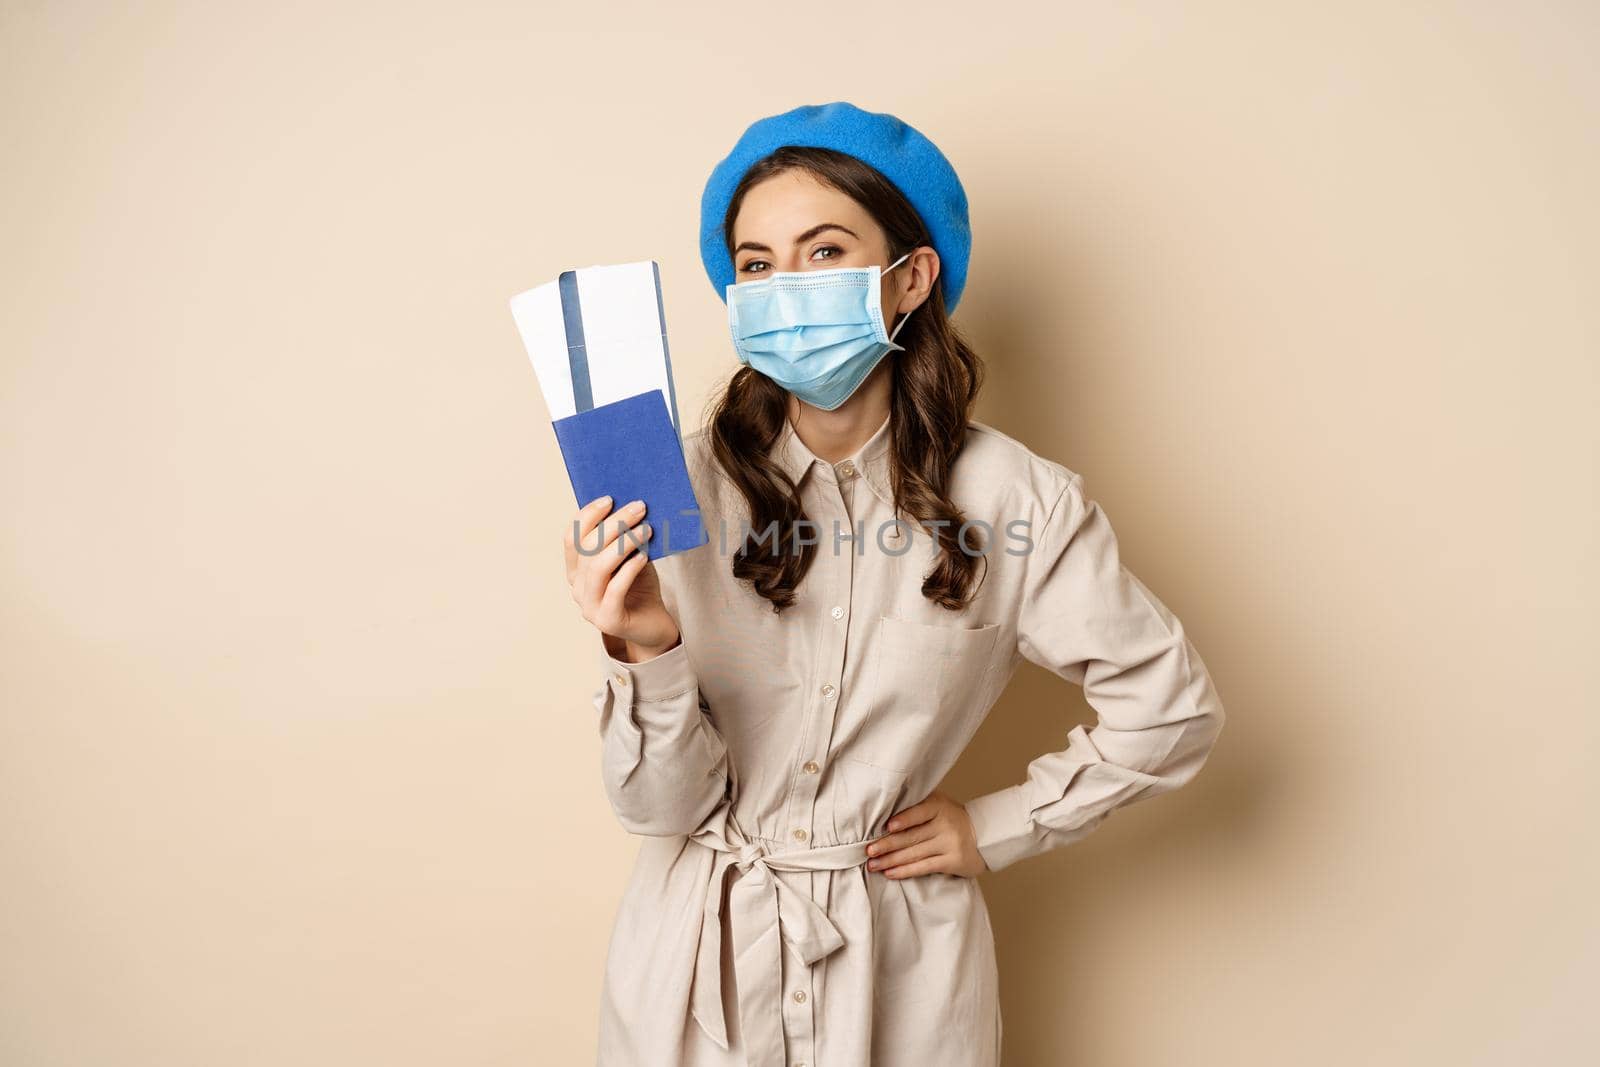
[{"xmin": 589, "ymin": 412, "xmax": 1226, "ymax": 1067}]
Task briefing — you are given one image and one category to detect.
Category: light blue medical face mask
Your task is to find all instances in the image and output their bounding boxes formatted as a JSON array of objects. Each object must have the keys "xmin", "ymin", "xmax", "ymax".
[{"xmin": 726, "ymin": 252, "xmax": 914, "ymax": 411}]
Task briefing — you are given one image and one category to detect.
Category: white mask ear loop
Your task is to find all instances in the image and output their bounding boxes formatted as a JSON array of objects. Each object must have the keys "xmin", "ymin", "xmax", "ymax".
[
  {"xmin": 889, "ymin": 304, "xmax": 915, "ymax": 343},
  {"xmin": 884, "ymin": 251, "xmax": 915, "ymax": 343}
]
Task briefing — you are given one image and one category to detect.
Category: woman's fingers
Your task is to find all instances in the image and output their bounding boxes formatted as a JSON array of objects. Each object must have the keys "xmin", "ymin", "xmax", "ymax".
[
  {"xmin": 586, "ymin": 518, "xmax": 649, "ymax": 603},
  {"xmin": 574, "ymin": 506, "xmax": 649, "ymax": 613},
  {"xmin": 866, "ymin": 792, "xmax": 982, "ymax": 878},
  {"xmin": 882, "ymin": 855, "xmax": 948, "ymax": 879},
  {"xmin": 596, "ymin": 528, "xmax": 652, "ymax": 624},
  {"xmin": 885, "ymin": 799, "xmax": 937, "ymax": 834},
  {"xmin": 563, "ymin": 496, "xmax": 672, "ymax": 653},
  {"xmin": 869, "ymin": 834, "xmax": 943, "ymax": 873},
  {"xmin": 866, "ymin": 822, "xmax": 937, "ymax": 862},
  {"xmin": 564, "ymin": 496, "xmax": 617, "ymax": 584}
]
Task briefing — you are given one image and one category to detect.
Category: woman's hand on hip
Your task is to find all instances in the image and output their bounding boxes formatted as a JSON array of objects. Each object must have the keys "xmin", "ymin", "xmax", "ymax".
[
  {"xmin": 864, "ymin": 789, "xmax": 990, "ymax": 879},
  {"xmin": 563, "ymin": 495, "xmax": 680, "ymax": 662}
]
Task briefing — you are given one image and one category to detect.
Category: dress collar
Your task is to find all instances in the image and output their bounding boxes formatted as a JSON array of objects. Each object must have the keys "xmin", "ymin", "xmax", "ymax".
[{"xmin": 774, "ymin": 409, "xmax": 896, "ymax": 509}]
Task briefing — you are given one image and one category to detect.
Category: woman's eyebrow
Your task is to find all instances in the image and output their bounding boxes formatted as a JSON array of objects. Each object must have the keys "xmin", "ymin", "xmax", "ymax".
[{"xmin": 733, "ymin": 222, "xmax": 860, "ymax": 255}]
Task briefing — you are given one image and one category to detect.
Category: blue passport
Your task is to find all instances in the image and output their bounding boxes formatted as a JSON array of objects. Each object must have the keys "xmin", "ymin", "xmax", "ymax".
[{"xmin": 551, "ymin": 389, "xmax": 708, "ymax": 561}]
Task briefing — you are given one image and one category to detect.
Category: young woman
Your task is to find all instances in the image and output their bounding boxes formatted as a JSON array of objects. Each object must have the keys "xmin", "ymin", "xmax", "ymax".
[{"xmin": 561, "ymin": 102, "xmax": 1226, "ymax": 1067}]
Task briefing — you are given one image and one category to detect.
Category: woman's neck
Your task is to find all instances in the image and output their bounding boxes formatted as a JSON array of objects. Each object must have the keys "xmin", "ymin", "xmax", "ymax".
[{"xmin": 785, "ymin": 378, "xmax": 892, "ymax": 465}]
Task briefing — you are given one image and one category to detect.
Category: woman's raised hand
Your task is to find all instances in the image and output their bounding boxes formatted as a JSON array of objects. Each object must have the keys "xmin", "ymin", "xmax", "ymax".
[{"xmin": 563, "ymin": 495, "xmax": 681, "ymax": 663}]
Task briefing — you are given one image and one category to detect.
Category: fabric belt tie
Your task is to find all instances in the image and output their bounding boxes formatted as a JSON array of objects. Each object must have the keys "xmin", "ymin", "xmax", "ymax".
[{"xmin": 688, "ymin": 818, "xmax": 873, "ymax": 1067}]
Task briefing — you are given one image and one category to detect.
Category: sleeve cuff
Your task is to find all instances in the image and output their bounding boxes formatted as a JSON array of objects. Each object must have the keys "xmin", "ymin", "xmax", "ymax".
[
  {"xmin": 964, "ymin": 785, "xmax": 1041, "ymax": 874},
  {"xmin": 597, "ymin": 632, "xmax": 696, "ymax": 703}
]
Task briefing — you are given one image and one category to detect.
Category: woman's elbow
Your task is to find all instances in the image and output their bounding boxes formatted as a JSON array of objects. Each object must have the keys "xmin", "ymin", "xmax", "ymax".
[
  {"xmin": 1175, "ymin": 691, "xmax": 1226, "ymax": 784},
  {"xmin": 606, "ymin": 773, "xmax": 728, "ymax": 837}
]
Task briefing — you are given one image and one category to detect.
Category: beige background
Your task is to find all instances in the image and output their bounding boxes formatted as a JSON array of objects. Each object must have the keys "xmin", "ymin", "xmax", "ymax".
[{"xmin": 3, "ymin": 1, "xmax": 1596, "ymax": 1064}]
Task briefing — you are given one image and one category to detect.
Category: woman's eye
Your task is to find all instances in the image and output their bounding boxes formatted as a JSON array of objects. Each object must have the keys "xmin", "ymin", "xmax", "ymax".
[
  {"xmin": 740, "ymin": 261, "xmax": 769, "ymax": 274},
  {"xmin": 811, "ymin": 245, "xmax": 842, "ymax": 262}
]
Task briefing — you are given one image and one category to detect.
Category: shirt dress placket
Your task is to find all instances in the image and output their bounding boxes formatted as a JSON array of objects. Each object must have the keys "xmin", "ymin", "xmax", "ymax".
[{"xmin": 777, "ymin": 456, "xmax": 861, "ymax": 1067}]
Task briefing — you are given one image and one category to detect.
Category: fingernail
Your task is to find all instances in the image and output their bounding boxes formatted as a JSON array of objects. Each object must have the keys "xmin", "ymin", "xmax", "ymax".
[
  {"xmin": 639, "ymin": 522, "xmax": 652, "ymax": 537},
  {"xmin": 626, "ymin": 499, "xmax": 646, "ymax": 515},
  {"xmin": 596, "ymin": 495, "xmax": 613, "ymax": 507}
]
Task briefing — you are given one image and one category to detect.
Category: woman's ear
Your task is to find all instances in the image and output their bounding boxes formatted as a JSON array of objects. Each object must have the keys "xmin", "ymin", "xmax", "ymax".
[{"xmin": 896, "ymin": 246, "xmax": 941, "ymax": 315}]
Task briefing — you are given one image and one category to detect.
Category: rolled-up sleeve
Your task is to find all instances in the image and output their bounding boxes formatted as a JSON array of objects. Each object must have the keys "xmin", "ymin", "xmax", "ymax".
[
  {"xmin": 963, "ymin": 473, "xmax": 1226, "ymax": 873},
  {"xmin": 592, "ymin": 635, "xmax": 731, "ymax": 837}
]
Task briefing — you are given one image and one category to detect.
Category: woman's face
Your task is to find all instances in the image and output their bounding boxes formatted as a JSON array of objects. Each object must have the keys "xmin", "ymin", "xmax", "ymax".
[{"xmin": 729, "ymin": 169, "xmax": 935, "ymax": 324}]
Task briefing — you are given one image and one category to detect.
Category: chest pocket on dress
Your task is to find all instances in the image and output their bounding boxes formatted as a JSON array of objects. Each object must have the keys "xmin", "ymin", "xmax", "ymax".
[{"xmin": 860, "ymin": 615, "xmax": 1001, "ymax": 773}]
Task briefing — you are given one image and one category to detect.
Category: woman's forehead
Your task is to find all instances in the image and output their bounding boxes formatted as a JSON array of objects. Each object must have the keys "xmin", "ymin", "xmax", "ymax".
[{"xmin": 732, "ymin": 171, "xmax": 879, "ymax": 247}]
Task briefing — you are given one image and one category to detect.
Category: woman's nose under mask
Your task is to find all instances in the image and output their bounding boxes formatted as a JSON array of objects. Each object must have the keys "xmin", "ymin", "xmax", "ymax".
[{"xmin": 726, "ymin": 252, "xmax": 914, "ymax": 411}]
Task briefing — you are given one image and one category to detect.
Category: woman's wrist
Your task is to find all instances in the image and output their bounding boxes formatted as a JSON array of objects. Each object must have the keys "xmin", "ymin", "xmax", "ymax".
[
  {"xmin": 615, "ymin": 629, "xmax": 681, "ymax": 664},
  {"xmin": 622, "ymin": 640, "xmax": 677, "ymax": 663}
]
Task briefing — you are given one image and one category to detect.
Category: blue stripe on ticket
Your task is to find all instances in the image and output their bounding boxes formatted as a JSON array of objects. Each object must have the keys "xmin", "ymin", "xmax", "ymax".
[
  {"xmin": 651, "ymin": 261, "xmax": 682, "ymax": 433},
  {"xmin": 557, "ymin": 270, "xmax": 593, "ymax": 414}
]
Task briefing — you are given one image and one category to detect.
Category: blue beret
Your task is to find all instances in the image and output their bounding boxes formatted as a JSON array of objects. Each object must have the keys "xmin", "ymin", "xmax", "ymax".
[{"xmin": 698, "ymin": 101, "xmax": 972, "ymax": 313}]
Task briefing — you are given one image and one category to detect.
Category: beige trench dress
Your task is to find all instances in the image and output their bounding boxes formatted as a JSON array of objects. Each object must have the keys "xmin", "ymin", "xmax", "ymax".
[{"xmin": 588, "ymin": 412, "xmax": 1226, "ymax": 1066}]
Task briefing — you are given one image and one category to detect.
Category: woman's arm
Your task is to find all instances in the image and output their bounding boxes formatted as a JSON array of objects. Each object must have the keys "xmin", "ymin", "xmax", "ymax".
[
  {"xmin": 565, "ymin": 496, "xmax": 730, "ymax": 837},
  {"xmin": 962, "ymin": 472, "xmax": 1226, "ymax": 873},
  {"xmin": 591, "ymin": 635, "xmax": 730, "ymax": 837}
]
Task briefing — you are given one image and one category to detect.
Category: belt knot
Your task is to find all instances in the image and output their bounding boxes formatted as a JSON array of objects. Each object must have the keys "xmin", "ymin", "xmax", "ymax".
[
  {"xmin": 732, "ymin": 839, "xmax": 768, "ymax": 870},
  {"xmin": 685, "ymin": 818, "xmax": 877, "ymax": 1067}
]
